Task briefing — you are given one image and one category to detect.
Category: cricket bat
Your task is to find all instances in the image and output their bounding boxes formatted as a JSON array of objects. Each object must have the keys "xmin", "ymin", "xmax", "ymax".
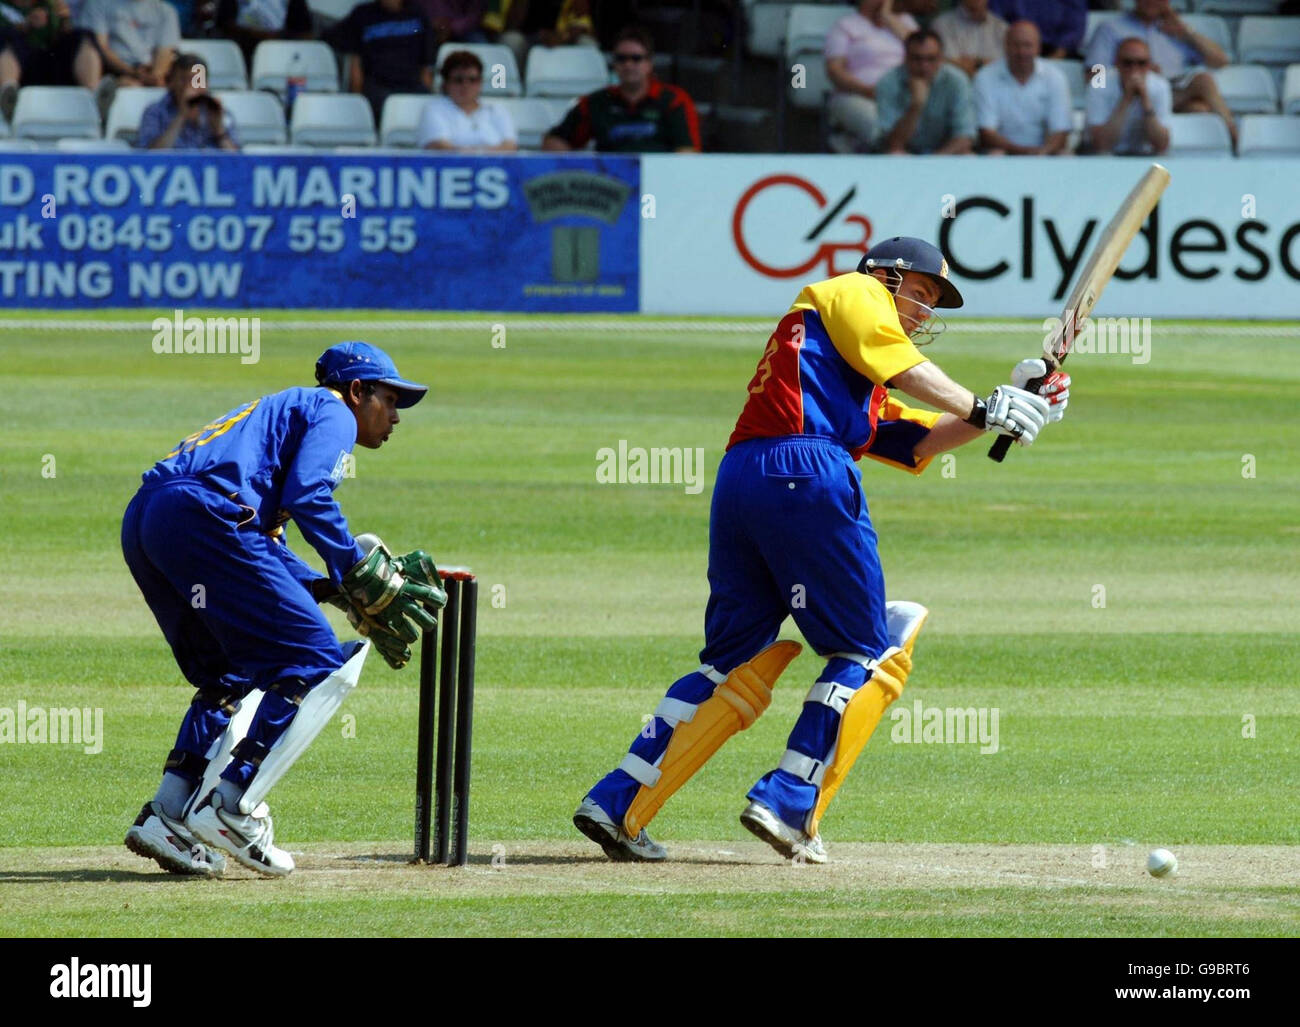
[{"xmin": 989, "ymin": 162, "xmax": 1171, "ymax": 463}]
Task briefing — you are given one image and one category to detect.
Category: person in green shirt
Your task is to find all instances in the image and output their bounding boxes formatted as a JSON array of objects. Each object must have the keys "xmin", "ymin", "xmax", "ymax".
[{"xmin": 876, "ymin": 28, "xmax": 976, "ymax": 155}]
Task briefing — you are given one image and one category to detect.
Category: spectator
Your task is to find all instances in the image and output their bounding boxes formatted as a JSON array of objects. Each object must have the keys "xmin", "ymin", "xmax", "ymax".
[
  {"xmin": 79, "ymin": 0, "xmax": 178, "ymax": 88},
  {"xmin": 876, "ymin": 28, "xmax": 975, "ymax": 154},
  {"xmin": 932, "ymin": 0, "xmax": 1007, "ymax": 78},
  {"xmin": 137, "ymin": 51, "xmax": 240, "ymax": 149},
  {"xmin": 542, "ymin": 25, "xmax": 699, "ymax": 153},
  {"xmin": 495, "ymin": 0, "xmax": 595, "ymax": 72},
  {"xmin": 417, "ymin": 48, "xmax": 516, "ymax": 150},
  {"xmin": 1084, "ymin": 0, "xmax": 1234, "ymax": 144},
  {"xmin": 0, "ymin": 0, "xmax": 102, "ymax": 120},
  {"xmin": 1085, "ymin": 37, "xmax": 1170, "ymax": 156},
  {"xmin": 824, "ymin": 0, "xmax": 918, "ymax": 153},
  {"xmin": 328, "ymin": 0, "xmax": 436, "ymax": 122},
  {"xmin": 215, "ymin": 0, "xmax": 313, "ymax": 66},
  {"xmin": 975, "ymin": 20, "xmax": 1071, "ymax": 154},
  {"xmin": 413, "ymin": 0, "xmax": 486, "ymax": 46},
  {"xmin": 990, "ymin": 0, "xmax": 1085, "ymax": 59}
]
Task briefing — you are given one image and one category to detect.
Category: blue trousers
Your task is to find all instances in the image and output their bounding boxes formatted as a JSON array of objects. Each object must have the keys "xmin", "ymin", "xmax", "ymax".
[
  {"xmin": 122, "ymin": 477, "xmax": 345, "ymax": 793},
  {"xmin": 589, "ymin": 436, "xmax": 892, "ymax": 831}
]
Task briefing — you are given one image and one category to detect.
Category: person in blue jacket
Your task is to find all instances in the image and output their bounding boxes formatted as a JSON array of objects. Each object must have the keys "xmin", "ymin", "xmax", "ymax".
[{"xmin": 122, "ymin": 342, "xmax": 444, "ymax": 877}]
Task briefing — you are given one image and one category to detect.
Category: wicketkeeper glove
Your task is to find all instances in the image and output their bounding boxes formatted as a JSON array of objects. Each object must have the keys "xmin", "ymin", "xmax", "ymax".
[
  {"xmin": 391, "ymin": 549, "xmax": 448, "ymax": 613},
  {"xmin": 342, "ymin": 538, "xmax": 442, "ymax": 644},
  {"xmin": 321, "ymin": 590, "xmax": 413, "ymax": 670}
]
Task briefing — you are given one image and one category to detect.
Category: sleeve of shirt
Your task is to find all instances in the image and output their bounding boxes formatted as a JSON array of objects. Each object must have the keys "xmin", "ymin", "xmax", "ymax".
[
  {"xmin": 281, "ymin": 397, "xmax": 366, "ymax": 584},
  {"xmin": 949, "ymin": 70, "xmax": 976, "ymax": 139},
  {"xmin": 874, "ymin": 70, "xmax": 906, "ymax": 134},
  {"xmin": 824, "ymin": 20, "xmax": 849, "ymax": 60},
  {"xmin": 863, "ymin": 395, "xmax": 943, "ymax": 475},
  {"xmin": 268, "ymin": 533, "xmax": 323, "ymax": 594},
  {"xmin": 1152, "ymin": 74, "xmax": 1172, "ymax": 127},
  {"xmin": 286, "ymin": 0, "xmax": 313, "ymax": 33},
  {"xmin": 158, "ymin": 2, "xmax": 180, "ymax": 50},
  {"xmin": 550, "ymin": 95, "xmax": 589, "ymax": 147},
  {"xmin": 81, "ymin": 0, "xmax": 107, "ymax": 34},
  {"xmin": 974, "ymin": 68, "xmax": 997, "ymax": 130},
  {"xmin": 1046, "ymin": 67, "xmax": 1073, "ymax": 133},
  {"xmin": 416, "ymin": 99, "xmax": 450, "ymax": 145},
  {"xmin": 1084, "ymin": 76, "xmax": 1112, "ymax": 127},
  {"xmin": 1084, "ymin": 22, "xmax": 1116, "ymax": 72},
  {"xmin": 491, "ymin": 102, "xmax": 517, "ymax": 143},
  {"xmin": 136, "ymin": 101, "xmax": 166, "ymax": 148},
  {"xmin": 811, "ymin": 278, "xmax": 929, "ymax": 387},
  {"xmin": 664, "ymin": 87, "xmax": 701, "ymax": 150}
]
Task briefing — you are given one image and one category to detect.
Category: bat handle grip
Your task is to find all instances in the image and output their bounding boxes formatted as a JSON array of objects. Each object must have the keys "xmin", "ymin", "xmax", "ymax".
[
  {"xmin": 988, "ymin": 434, "xmax": 1013, "ymax": 462},
  {"xmin": 986, "ymin": 373, "xmax": 1047, "ymax": 463}
]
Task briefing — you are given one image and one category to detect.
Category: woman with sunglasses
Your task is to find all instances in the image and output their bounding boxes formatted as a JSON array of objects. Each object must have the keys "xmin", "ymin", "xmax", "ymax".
[{"xmin": 418, "ymin": 49, "xmax": 518, "ymax": 152}]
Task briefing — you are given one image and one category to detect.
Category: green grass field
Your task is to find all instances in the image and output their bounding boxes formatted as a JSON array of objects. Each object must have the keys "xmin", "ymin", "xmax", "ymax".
[{"xmin": 2, "ymin": 311, "xmax": 1297, "ymax": 937}]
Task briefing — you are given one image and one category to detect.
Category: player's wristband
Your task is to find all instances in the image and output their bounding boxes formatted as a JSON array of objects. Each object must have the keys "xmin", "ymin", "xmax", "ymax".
[{"xmin": 964, "ymin": 397, "xmax": 987, "ymax": 429}]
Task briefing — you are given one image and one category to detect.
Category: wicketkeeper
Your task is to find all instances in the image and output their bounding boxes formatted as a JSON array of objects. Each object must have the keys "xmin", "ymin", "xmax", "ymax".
[
  {"xmin": 575, "ymin": 237, "xmax": 1070, "ymax": 863},
  {"xmin": 122, "ymin": 342, "xmax": 445, "ymax": 877}
]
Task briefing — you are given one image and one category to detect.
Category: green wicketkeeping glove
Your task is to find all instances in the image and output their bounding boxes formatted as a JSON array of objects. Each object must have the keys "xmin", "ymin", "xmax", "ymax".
[
  {"xmin": 392, "ymin": 550, "xmax": 448, "ymax": 612},
  {"xmin": 322, "ymin": 591, "xmax": 412, "ymax": 670},
  {"xmin": 341, "ymin": 539, "xmax": 441, "ymax": 644}
]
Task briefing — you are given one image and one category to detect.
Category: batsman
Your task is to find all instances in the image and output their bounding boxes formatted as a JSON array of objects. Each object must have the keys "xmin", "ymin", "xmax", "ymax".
[
  {"xmin": 575, "ymin": 237, "xmax": 1070, "ymax": 863},
  {"xmin": 122, "ymin": 342, "xmax": 446, "ymax": 877}
]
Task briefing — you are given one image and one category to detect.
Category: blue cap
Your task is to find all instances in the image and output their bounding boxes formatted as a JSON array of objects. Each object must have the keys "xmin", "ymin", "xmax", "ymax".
[
  {"xmin": 857, "ymin": 237, "xmax": 964, "ymax": 309},
  {"xmin": 314, "ymin": 342, "xmax": 428, "ymax": 409}
]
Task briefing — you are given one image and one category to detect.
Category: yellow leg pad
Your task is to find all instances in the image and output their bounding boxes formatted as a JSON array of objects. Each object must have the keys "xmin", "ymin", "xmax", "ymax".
[
  {"xmin": 622, "ymin": 640, "xmax": 802, "ymax": 837},
  {"xmin": 807, "ymin": 603, "xmax": 928, "ymax": 837}
]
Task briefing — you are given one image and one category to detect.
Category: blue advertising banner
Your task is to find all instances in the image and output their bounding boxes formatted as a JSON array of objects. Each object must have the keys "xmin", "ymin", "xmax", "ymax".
[{"xmin": 0, "ymin": 153, "xmax": 639, "ymax": 311}]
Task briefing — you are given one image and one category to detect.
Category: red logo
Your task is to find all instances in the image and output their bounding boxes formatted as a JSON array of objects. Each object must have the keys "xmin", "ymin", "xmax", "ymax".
[{"xmin": 731, "ymin": 175, "xmax": 872, "ymax": 279}]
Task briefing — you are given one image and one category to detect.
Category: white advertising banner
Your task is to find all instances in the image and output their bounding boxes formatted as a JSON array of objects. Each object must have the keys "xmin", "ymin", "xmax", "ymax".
[{"xmin": 640, "ymin": 156, "xmax": 1294, "ymax": 318}]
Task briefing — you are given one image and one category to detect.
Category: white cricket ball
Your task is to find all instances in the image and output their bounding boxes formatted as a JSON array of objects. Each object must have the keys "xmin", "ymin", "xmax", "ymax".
[{"xmin": 1147, "ymin": 848, "xmax": 1178, "ymax": 877}]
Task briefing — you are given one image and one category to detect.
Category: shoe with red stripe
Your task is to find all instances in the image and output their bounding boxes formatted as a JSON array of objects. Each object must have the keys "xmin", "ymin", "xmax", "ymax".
[
  {"xmin": 125, "ymin": 801, "xmax": 226, "ymax": 877},
  {"xmin": 186, "ymin": 790, "xmax": 294, "ymax": 878}
]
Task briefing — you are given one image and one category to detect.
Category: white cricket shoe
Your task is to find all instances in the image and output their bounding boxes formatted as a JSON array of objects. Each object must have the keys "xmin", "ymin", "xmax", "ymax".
[
  {"xmin": 125, "ymin": 801, "xmax": 226, "ymax": 877},
  {"xmin": 740, "ymin": 800, "xmax": 827, "ymax": 864},
  {"xmin": 186, "ymin": 790, "xmax": 295, "ymax": 877},
  {"xmin": 573, "ymin": 795, "xmax": 667, "ymax": 862}
]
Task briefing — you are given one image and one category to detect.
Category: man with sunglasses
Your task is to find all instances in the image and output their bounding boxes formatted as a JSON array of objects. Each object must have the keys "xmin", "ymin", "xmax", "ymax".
[
  {"xmin": 1084, "ymin": 37, "xmax": 1171, "ymax": 156},
  {"xmin": 574, "ymin": 238, "xmax": 1069, "ymax": 863},
  {"xmin": 542, "ymin": 25, "xmax": 699, "ymax": 153}
]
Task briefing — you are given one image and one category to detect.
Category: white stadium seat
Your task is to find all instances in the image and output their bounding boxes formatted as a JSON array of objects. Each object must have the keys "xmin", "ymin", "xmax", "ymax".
[
  {"xmin": 12, "ymin": 86, "xmax": 100, "ymax": 140},
  {"xmin": 525, "ymin": 45, "xmax": 609, "ymax": 98},
  {"xmin": 290, "ymin": 92, "xmax": 376, "ymax": 147},
  {"xmin": 747, "ymin": 3, "xmax": 795, "ymax": 59},
  {"xmin": 180, "ymin": 38, "xmax": 249, "ymax": 91},
  {"xmin": 307, "ymin": 0, "xmax": 359, "ymax": 21},
  {"xmin": 104, "ymin": 87, "xmax": 166, "ymax": 144},
  {"xmin": 1047, "ymin": 58, "xmax": 1086, "ymax": 110},
  {"xmin": 251, "ymin": 40, "xmax": 340, "ymax": 95},
  {"xmin": 241, "ymin": 143, "xmax": 316, "ymax": 154},
  {"xmin": 1194, "ymin": 1, "xmax": 1282, "ymax": 14},
  {"xmin": 496, "ymin": 97, "xmax": 564, "ymax": 149},
  {"xmin": 379, "ymin": 93, "xmax": 432, "ymax": 147},
  {"xmin": 0, "ymin": 139, "xmax": 38, "ymax": 151},
  {"xmin": 1181, "ymin": 15, "xmax": 1234, "ymax": 62},
  {"xmin": 214, "ymin": 90, "xmax": 288, "ymax": 144},
  {"xmin": 1283, "ymin": 64, "xmax": 1300, "ymax": 114},
  {"xmin": 54, "ymin": 138, "xmax": 132, "ymax": 152},
  {"xmin": 434, "ymin": 43, "xmax": 521, "ymax": 96},
  {"xmin": 1236, "ymin": 16, "xmax": 1300, "ymax": 65},
  {"xmin": 1212, "ymin": 64, "xmax": 1278, "ymax": 112},
  {"xmin": 784, "ymin": 4, "xmax": 842, "ymax": 59},
  {"xmin": 1237, "ymin": 113, "xmax": 1300, "ymax": 157},
  {"xmin": 1167, "ymin": 111, "xmax": 1234, "ymax": 156}
]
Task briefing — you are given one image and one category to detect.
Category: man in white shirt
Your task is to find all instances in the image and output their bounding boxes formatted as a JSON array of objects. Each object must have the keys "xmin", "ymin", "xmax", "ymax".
[
  {"xmin": 974, "ymin": 20, "xmax": 1071, "ymax": 155},
  {"xmin": 825, "ymin": 0, "xmax": 917, "ymax": 151},
  {"xmin": 1084, "ymin": 37, "xmax": 1171, "ymax": 156},
  {"xmin": 418, "ymin": 49, "xmax": 516, "ymax": 151}
]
